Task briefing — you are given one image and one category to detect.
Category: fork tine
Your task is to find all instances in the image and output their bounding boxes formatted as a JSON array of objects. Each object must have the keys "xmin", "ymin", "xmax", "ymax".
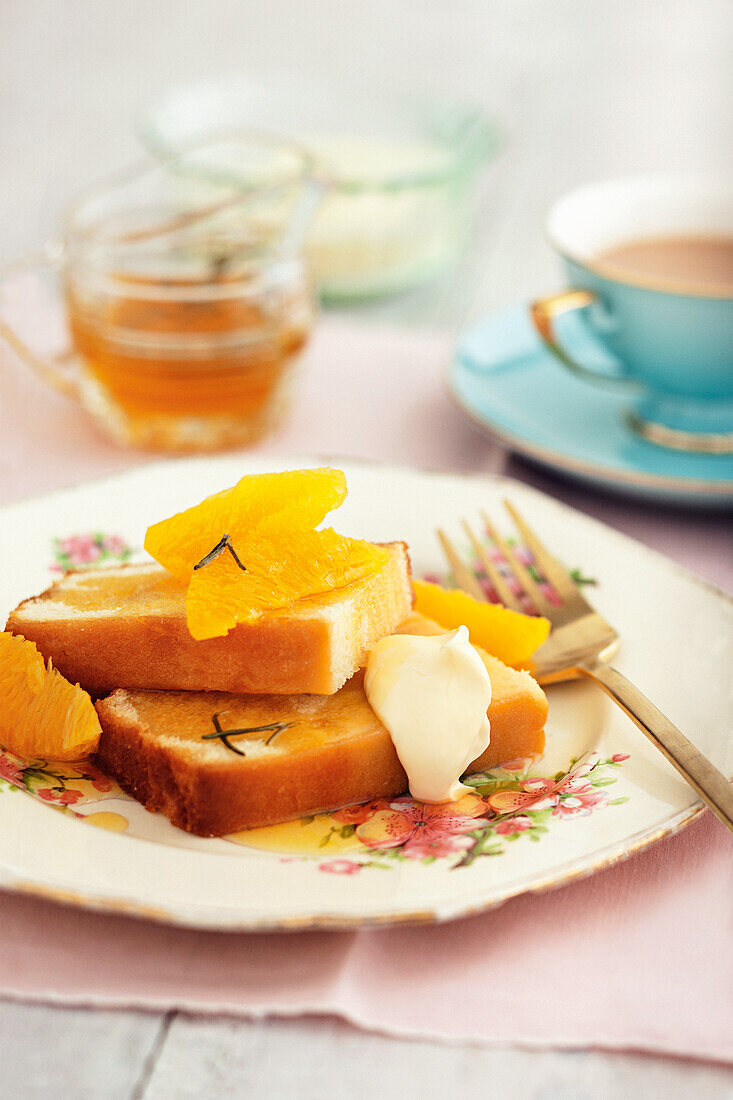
[
  {"xmin": 461, "ymin": 520, "xmax": 524, "ymax": 612},
  {"xmin": 436, "ymin": 528, "xmax": 487, "ymax": 602},
  {"xmin": 503, "ymin": 500, "xmax": 589, "ymax": 606},
  {"xmin": 480, "ymin": 511, "xmax": 555, "ymax": 617}
]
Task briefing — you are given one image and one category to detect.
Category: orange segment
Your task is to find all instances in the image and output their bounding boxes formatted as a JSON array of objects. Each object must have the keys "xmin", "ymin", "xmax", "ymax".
[
  {"xmin": 412, "ymin": 580, "xmax": 550, "ymax": 668},
  {"xmin": 144, "ymin": 467, "xmax": 388, "ymax": 640},
  {"xmin": 145, "ymin": 467, "xmax": 349, "ymax": 584},
  {"xmin": 0, "ymin": 632, "xmax": 101, "ymax": 761},
  {"xmin": 185, "ymin": 527, "xmax": 388, "ymax": 640}
]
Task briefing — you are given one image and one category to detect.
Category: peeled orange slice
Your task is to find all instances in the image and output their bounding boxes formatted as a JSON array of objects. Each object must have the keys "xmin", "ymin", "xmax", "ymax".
[
  {"xmin": 146, "ymin": 468, "xmax": 349, "ymax": 584},
  {"xmin": 145, "ymin": 468, "xmax": 388, "ymax": 640},
  {"xmin": 412, "ymin": 580, "xmax": 550, "ymax": 668},
  {"xmin": 0, "ymin": 632, "xmax": 101, "ymax": 760}
]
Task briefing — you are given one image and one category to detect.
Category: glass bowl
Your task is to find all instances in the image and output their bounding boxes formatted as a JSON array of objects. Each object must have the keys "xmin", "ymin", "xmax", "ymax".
[{"xmin": 139, "ymin": 73, "xmax": 500, "ymax": 301}]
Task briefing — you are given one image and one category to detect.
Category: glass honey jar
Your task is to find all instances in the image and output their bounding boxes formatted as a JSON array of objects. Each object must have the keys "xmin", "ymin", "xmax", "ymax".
[{"xmin": 1, "ymin": 135, "xmax": 322, "ymax": 451}]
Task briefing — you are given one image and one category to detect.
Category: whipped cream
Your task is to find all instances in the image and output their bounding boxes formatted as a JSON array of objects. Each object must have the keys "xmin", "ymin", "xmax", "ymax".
[{"xmin": 364, "ymin": 625, "xmax": 491, "ymax": 803}]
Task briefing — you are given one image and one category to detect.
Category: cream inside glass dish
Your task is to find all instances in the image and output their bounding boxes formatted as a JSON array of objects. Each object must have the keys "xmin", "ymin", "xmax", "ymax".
[{"xmin": 139, "ymin": 72, "xmax": 499, "ymax": 300}]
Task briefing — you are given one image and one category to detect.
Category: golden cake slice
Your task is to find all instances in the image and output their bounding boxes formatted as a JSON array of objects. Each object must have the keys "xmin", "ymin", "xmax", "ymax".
[{"xmin": 5, "ymin": 543, "xmax": 413, "ymax": 697}]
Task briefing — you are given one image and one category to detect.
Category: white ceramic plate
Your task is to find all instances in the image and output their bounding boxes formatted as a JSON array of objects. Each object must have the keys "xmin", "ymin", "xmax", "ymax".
[{"xmin": 0, "ymin": 456, "xmax": 730, "ymax": 930}]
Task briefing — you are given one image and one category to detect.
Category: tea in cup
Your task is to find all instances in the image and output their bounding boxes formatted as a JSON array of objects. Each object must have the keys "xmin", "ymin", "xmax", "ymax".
[{"xmin": 530, "ymin": 175, "xmax": 733, "ymax": 453}]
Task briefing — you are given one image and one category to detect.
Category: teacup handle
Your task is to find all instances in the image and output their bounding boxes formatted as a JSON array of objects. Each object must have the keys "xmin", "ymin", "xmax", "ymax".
[
  {"xmin": 0, "ymin": 243, "xmax": 79, "ymax": 399},
  {"xmin": 530, "ymin": 289, "xmax": 642, "ymax": 391}
]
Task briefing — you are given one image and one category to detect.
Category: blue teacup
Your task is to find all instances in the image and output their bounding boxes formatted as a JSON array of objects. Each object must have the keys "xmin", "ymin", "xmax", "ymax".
[{"xmin": 530, "ymin": 175, "xmax": 733, "ymax": 452}]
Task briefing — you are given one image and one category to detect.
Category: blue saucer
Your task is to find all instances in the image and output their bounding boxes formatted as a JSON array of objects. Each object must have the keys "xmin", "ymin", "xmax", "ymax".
[{"xmin": 450, "ymin": 306, "xmax": 733, "ymax": 507}]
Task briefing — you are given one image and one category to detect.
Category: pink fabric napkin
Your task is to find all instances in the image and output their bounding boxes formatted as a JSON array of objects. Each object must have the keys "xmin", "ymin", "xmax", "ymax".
[
  {"xmin": 1, "ymin": 314, "xmax": 731, "ymax": 1062},
  {"xmin": 1, "ymin": 813, "xmax": 730, "ymax": 1062}
]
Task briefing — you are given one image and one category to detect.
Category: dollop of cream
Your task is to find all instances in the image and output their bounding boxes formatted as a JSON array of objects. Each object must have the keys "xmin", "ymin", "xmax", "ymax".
[{"xmin": 364, "ymin": 625, "xmax": 491, "ymax": 803}]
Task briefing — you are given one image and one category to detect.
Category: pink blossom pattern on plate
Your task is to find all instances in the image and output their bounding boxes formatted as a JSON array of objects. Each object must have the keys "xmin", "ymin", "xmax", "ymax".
[
  {"xmin": 0, "ymin": 751, "xmax": 122, "ymax": 822},
  {"xmin": 0, "ymin": 746, "xmax": 631, "ymax": 872},
  {"xmin": 428, "ymin": 533, "xmax": 597, "ymax": 613},
  {"xmin": 315, "ymin": 753, "xmax": 630, "ymax": 874},
  {"xmin": 51, "ymin": 532, "xmax": 133, "ymax": 572}
]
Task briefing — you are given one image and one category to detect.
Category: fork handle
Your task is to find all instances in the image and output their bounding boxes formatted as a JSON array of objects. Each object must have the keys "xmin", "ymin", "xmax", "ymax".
[{"xmin": 582, "ymin": 664, "xmax": 733, "ymax": 833}]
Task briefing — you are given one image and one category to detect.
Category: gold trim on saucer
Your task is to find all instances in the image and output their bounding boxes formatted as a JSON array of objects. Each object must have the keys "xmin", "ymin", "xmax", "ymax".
[
  {"xmin": 445, "ymin": 375, "xmax": 733, "ymax": 500},
  {"xmin": 626, "ymin": 411, "xmax": 733, "ymax": 455}
]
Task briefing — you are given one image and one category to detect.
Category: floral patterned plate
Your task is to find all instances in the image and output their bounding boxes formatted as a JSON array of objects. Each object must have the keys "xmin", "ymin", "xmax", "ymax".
[{"xmin": 0, "ymin": 456, "xmax": 730, "ymax": 930}]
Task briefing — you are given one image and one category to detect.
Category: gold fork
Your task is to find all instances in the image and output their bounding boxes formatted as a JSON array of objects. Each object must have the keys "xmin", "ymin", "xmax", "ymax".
[{"xmin": 438, "ymin": 502, "xmax": 733, "ymax": 832}]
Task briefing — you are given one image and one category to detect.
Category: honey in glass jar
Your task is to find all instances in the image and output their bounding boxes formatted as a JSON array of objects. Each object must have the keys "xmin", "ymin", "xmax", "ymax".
[{"xmin": 1, "ymin": 136, "xmax": 321, "ymax": 451}]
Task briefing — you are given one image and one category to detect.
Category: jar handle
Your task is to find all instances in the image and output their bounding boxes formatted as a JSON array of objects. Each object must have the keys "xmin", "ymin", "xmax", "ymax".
[{"xmin": 0, "ymin": 242, "xmax": 79, "ymax": 399}]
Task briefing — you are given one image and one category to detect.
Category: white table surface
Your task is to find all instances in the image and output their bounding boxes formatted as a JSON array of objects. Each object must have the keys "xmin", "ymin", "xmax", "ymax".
[{"xmin": 1, "ymin": 1, "xmax": 731, "ymax": 1096}]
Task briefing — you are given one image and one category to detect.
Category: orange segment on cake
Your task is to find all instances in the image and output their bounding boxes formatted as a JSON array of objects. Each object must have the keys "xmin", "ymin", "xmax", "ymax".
[{"xmin": 144, "ymin": 467, "xmax": 390, "ymax": 640}]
